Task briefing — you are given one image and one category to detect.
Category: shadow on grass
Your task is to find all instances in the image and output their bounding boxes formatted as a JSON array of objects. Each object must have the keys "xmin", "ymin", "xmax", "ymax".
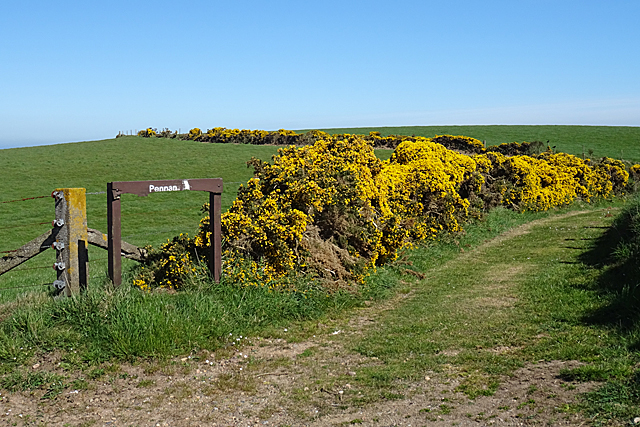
[
  {"xmin": 578, "ymin": 199, "xmax": 640, "ymax": 335},
  {"xmin": 571, "ymin": 200, "xmax": 640, "ymax": 424}
]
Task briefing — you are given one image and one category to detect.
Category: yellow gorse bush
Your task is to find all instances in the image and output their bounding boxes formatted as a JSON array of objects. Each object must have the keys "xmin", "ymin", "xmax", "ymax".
[
  {"xmin": 138, "ymin": 128, "xmax": 157, "ymax": 137},
  {"xmin": 132, "ymin": 132, "xmax": 630, "ymax": 291},
  {"xmin": 377, "ymin": 138, "xmax": 479, "ymax": 255},
  {"xmin": 218, "ymin": 136, "xmax": 386, "ymax": 284}
]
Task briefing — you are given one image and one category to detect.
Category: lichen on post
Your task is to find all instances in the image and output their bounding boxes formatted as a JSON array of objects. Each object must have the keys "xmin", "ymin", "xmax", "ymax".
[{"xmin": 53, "ymin": 188, "xmax": 88, "ymax": 295}]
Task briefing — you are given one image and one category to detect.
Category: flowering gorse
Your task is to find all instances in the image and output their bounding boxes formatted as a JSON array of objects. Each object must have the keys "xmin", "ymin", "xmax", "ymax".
[
  {"xmin": 138, "ymin": 128, "xmax": 157, "ymax": 137},
  {"xmin": 132, "ymin": 132, "xmax": 631, "ymax": 291}
]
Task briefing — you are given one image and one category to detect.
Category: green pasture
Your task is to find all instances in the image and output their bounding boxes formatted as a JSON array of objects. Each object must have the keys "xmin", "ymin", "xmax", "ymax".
[
  {"xmin": 0, "ymin": 137, "xmax": 392, "ymax": 297},
  {"xmin": 1, "ymin": 125, "xmax": 638, "ymax": 297},
  {"xmin": 313, "ymin": 125, "xmax": 640, "ymax": 163},
  {"xmin": 0, "ymin": 138, "xmax": 277, "ymax": 297},
  {"xmin": 1, "ymin": 137, "xmax": 278, "ymax": 245},
  {"xmin": 0, "ymin": 129, "xmax": 639, "ymax": 423}
]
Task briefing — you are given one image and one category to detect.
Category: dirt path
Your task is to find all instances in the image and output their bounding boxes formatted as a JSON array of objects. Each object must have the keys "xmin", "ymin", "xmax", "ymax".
[{"xmin": 0, "ymin": 210, "xmax": 611, "ymax": 427}]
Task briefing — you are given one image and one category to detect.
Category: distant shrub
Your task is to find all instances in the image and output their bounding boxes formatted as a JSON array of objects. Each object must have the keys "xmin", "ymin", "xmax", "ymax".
[
  {"xmin": 138, "ymin": 128, "xmax": 157, "ymax": 138},
  {"xmin": 188, "ymin": 128, "xmax": 202, "ymax": 139},
  {"xmin": 430, "ymin": 134, "xmax": 486, "ymax": 154},
  {"xmin": 473, "ymin": 151, "xmax": 623, "ymax": 212},
  {"xmin": 486, "ymin": 140, "xmax": 545, "ymax": 156},
  {"xmin": 156, "ymin": 128, "xmax": 177, "ymax": 139}
]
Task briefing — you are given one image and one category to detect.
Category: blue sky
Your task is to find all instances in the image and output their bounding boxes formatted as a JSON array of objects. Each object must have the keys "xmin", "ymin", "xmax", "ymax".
[{"xmin": 1, "ymin": 0, "xmax": 638, "ymax": 148}]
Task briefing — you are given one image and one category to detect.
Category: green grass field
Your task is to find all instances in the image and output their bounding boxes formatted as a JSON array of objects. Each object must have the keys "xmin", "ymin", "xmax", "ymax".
[
  {"xmin": 0, "ymin": 127, "xmax": 639, "ymax": 423},
  {"xmin": 0, "ymin": 137, "xmax": 279, "ymax": 298},
  {"xmin": 313, "ymin": 125, "xmax": 640, "ymax": 163},
  {"xmin": 1, "ymin": 125, "xmax": 638, "ymax": 296}
]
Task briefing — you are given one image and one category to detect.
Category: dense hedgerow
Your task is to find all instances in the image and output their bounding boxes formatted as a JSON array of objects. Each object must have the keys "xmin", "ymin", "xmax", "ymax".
[
  {"xmin": 133, "ymin": 125, "xmax": 565, "ymax": 157},
  {"xmin": 137, "ymin": 128, "xmax": 156, "ymax": 137},
  {"xmin": 134, "ymin": 126, "xmax": 497, "ymax": 153},
  {"xmin": 132, "ymin": 132, "xmax": 631, "ymax": 292},
  {"xmin": 486, "ymin": 140, "xmax": 545, "ymax": 156}
]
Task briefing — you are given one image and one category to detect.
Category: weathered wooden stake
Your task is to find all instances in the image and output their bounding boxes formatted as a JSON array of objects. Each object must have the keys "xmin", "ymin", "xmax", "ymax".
[
  {"xmin": 107, "ymin": 182, "xmax": 122, "ymax": 286},
  {"xmin": 53, "ymin": 188, "xmax": 89, "ymax": 295},
  {"xmin": 0, "ymin": 230, "xmax": 58, "ymax": 275}
]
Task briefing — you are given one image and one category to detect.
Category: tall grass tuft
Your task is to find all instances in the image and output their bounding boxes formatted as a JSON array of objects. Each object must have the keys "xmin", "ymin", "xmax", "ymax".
[{"xmin": 0, "ymin": 269, "xmax": 367, "ymax": 364}]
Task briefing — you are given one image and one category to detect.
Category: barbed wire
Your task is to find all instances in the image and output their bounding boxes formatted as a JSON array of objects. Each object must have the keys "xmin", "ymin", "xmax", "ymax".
[
  {"xmin": 0, "ymin": 195, "xmax": 49, "ymax": 204},
  {"xmin": 0, "ymin": 283, "xmax": 51, "ymax": 291},
  {"xmin": 0, "ymin": 221, "xmax": 51, "ymax": 231},
  {"xmin": 88, "ymin": 257, "xmax": 109, "ymax": 262},
  {"xmin": 12, "ymin": 265, "xmax": 53, "ymax": 272},
  {"xmin": 0, "ymin": 183, "xmax": 244, "ymax": 205},
  {"xmin": 1, "ymin": 244, "xmax": 50, "ymax": 254},
  {"xmin": 124, "ymin": 206, "xmax": 202, "ymax": 216},
  {"xmin": 123, "ymin": 228, "xmax": 191, "ymax": 240},
  {"xmin": 89, "ymin": 205, "xmax": 202, "ymax": 220},
  {"xmin": 1, "ymin": 242, "xmax": 53, "ymax": 255}
]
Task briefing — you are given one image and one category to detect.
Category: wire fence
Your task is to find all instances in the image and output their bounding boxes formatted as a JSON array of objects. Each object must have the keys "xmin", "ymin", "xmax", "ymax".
[
  {"xmin": 12, "ymin": 265, "xmax": 53, "ymax": 272},
  {"xmin": 1, "ymin": 193, "xmax": 56, "ymax": 289},
  {"xmin": 86, "ymin": 205, "xmax": 204, "ymax": 222},
  {"xmin": 122, "ymin": 228, "xmax": 194, "ymax": 241},
  {"xmin": 1, "ymin": 182, "xmax": 238, "ymax": 290},
  {"xmin": 0, "ymin": 283, "xmax": 52, "ymax": 292},
  {"xmin": 0, "ymin": 195, "xmax": 51, "ymax": 249},
  {"xmin": 0, "ymin": 194, "xmax": 50, "ymax": 204},
  {"xmin": 1, "ymin": 194, "xmax": 52, "ymax": 254},
  {"xmin": 1, "ymin": 182, "xmax": 244, "ymax": 205},
  {"xmin": 0, "ymin": 220, "xmax": 51, "ymax": 232},
  {"xmin": 1, "ymin": 241, "xmax": 54, "ymax": 254}
]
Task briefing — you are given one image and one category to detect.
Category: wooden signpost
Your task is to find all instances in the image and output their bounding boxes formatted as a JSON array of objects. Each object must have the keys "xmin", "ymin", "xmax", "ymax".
[{"xmin": 107, "ymin": 178, "xmax": 223, "ymax": 286}]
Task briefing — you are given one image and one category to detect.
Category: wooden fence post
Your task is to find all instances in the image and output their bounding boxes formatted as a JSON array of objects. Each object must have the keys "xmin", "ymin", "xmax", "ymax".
[
  {"xmin": 107, "ymin": 178, "xmax": 223, "ymax": 286},
  {"xmin": 53, "ymin": 188, "xmax": 88, "ymax": 296},
  {"xmin": 107, "ymin": 182, "xmax": 122, "ymax": 286},
  {"xmin": 210, "ymin": 191, "xmax": 222, "ymax": 282}
]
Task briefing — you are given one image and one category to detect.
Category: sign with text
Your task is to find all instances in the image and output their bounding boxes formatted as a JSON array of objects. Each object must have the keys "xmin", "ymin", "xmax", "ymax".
[{"xmin": 107, "ymin": 178, "xmax": 223, "ymax": 286}]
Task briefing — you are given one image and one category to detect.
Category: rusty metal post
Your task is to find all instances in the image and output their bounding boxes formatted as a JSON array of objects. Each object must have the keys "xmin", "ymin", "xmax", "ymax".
[
  {"xmin": 53, "ymin": 188, "xmax": 89, "ymax": 296},
  {"xmin": 107, "ymin": 182, "xmax": 122, "ymax": 286},
  {"xmin": 210, "ymin": 192, "xmax": 222, "ymax": 282}
]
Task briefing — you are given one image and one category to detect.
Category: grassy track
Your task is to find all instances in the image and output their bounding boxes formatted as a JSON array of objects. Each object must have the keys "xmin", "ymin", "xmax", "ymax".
[
  {"xmin": 0, "ymin": 198, "xmax": 638, "ymax": 424},
  {"xmin": 332, "ymin": 204, "xmax": 639, "ymax": 424},
  {"xmin": 313, "ymin": 125, "xmax": 640, "ymax": 163}
]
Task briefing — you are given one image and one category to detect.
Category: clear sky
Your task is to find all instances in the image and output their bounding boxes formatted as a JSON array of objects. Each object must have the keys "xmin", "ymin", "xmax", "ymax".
[{"xmin": 1, "ymin": 0, "xmax": 639, "ymax": 148}]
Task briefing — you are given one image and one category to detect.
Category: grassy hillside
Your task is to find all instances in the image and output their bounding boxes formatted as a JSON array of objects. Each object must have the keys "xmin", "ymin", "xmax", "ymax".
[
  {"xmin": 310, "ymin": 125, "xmax": 640, "ymax": 163},
  {"xmin": 0, "ymin": 137, "xmax": 391, "ymax": 294},
  {"xmin": 1, "ymin": 125, "xmax": 638, "ymax": 295},
  {"xmin": 1, "ymin": 136, "xmax": 278, "ymax": 248},
  {"xmin": 0, "ymin": 138, "xmax": 279, "ymax": 295},
  {"xmin": 0, "ymin": 130, "xmax": 638, "ymax": 424}
]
